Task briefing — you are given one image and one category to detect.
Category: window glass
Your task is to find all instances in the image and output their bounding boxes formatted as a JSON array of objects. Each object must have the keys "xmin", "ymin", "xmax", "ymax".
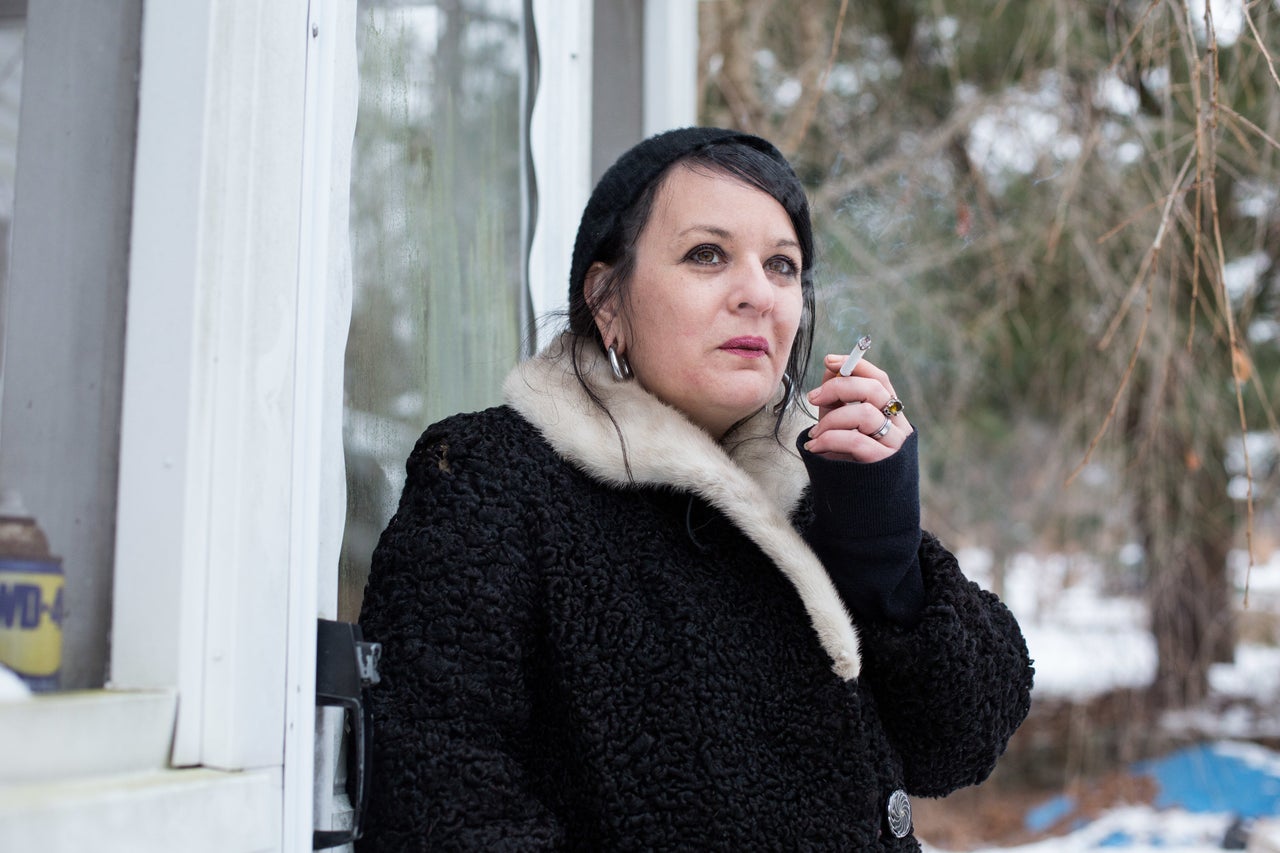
[{"xmin": 341, "ymin": 0, "xmax": 527, "ymax": 620}]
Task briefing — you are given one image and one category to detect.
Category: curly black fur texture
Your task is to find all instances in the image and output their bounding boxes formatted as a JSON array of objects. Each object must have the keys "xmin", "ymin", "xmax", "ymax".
[{"xmin": 357, "ymin": 395, "xmax": 1033, "ymax": 851}]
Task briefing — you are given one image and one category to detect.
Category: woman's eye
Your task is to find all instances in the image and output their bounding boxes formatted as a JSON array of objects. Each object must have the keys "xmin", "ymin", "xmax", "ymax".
[
  {"xmin": 688, "ymin": 245, "xmax": 723, "ymax": 265},
  {"xmin": 767, "ymin": 255, "xmax": 799, "ymax": 277}
]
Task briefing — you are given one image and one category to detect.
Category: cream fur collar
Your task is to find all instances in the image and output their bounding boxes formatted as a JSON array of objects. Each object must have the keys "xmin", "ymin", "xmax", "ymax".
[{"xmin": 503, "ymin": 335, "xmax": 862, "ymax": 681}]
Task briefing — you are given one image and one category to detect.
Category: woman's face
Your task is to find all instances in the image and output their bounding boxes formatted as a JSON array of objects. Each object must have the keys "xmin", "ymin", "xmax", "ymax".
[{"xmin": 590, "ymin": 165, "xmax": 804, "ymax": 438}]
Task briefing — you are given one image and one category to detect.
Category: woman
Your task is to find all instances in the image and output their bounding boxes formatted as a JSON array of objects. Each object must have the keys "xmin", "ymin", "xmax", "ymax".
[{"xmin": 357, "ymin": 127, "xmax": 1033, "ymax": 851}]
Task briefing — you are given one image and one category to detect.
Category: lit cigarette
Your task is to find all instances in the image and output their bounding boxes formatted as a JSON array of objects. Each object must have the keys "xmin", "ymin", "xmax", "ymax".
[{"xmin": 839, "ymin": 335, "xmax": 872, "ymax": 376}]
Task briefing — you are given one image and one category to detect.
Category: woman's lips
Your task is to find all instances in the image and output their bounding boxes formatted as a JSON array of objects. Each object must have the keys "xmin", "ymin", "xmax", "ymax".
[{"xmin": 719, "ymin": 336, "xmax": 770, "ymax": 358}]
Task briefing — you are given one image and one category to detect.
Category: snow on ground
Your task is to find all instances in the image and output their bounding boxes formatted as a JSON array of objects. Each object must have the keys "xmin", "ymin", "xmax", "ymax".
[
  {"xmin": 956, "ymin": 546, "xmax": 1280, "ymax": 706},
  {"xmin": 926, "ymin": 547, "xmax": 1280, "ymax": 851},
  {"xmin": 924, "ymin": 808, "xmax": 1236, "ymax": 853},
  {"xmin": 957, "ymin": 546, "xmax": 1158, "ymax": 700}
]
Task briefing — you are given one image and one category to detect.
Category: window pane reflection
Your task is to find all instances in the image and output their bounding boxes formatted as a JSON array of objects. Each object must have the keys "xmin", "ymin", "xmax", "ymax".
[{"xmin": 342, "ymin": 0, "xmax": 526, "ymax": 620}]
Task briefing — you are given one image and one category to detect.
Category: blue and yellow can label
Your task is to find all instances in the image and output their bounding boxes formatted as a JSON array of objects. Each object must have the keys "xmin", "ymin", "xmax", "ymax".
[{"xmin": 0, "ymin": 557, "xmax": 64, "ymax": 691}]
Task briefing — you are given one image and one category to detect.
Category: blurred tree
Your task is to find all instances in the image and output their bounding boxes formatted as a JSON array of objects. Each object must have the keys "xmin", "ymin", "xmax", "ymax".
[{"xmin": 699, "ymin": 0, "xmax": 1279, "ymax": 710}]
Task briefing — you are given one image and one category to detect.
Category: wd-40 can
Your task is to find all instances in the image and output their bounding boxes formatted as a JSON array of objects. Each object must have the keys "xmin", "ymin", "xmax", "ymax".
[{"xmin": 0, "ymin": 493, "xmax": 64, "ymax": 692}]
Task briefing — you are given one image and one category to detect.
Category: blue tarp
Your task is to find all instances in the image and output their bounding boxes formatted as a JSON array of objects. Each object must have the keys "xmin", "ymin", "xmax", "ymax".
[
  {"xmin": 1134, "ymin": 742, "xmax": 1280, "ymax": 818},
  {"xmin": 1024, "ymin": 741, "xmax": 1280, "ymax": 837}
]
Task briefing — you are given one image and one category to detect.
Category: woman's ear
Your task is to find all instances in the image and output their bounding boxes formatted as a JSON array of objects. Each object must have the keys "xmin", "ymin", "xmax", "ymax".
[{"xmin": 584, "ymin": 261, "xmax": 623, "ymax": 348}]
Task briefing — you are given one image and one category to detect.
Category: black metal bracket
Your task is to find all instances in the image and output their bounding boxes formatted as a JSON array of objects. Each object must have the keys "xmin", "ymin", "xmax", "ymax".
[{"xmin": 313, "ymin": 619, "xmax": 381, "ymax": 849}]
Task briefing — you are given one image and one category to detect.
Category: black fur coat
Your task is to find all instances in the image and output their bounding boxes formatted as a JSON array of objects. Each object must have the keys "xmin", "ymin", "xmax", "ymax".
[{"xmin": 356, "ymin": 339, "xmax": 1033, "ymax": 851}]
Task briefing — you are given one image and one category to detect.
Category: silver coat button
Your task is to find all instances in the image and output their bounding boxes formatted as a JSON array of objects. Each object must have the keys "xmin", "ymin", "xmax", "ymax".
[{"xmin": 887, "ymin": 789, "xmax": 912, "ymax": 838}]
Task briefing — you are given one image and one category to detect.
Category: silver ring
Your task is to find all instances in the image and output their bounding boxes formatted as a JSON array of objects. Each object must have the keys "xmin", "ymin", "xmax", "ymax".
[
  {"xmin": 868, "ymin": 417, "xmax": 892, "ymax": 440},
  {"xmin": 882, "ymin": 396, "xmax": 904, "ymax": 418}
]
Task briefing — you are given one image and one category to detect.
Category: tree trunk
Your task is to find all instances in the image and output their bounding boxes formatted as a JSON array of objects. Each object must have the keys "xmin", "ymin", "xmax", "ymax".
[{"xmin": 1136, "ymin": 393, "xmax": 1236, "ymax": 711}]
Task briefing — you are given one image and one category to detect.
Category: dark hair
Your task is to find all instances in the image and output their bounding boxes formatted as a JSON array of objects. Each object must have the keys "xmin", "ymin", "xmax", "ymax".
[{"xmin": 566, "ymin": 136, "xmax": 816, "ymax": 439}]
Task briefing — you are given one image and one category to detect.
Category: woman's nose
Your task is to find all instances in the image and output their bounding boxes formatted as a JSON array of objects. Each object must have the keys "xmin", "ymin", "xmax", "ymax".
[{"xmin": 732, "ymin": 261, "xmax": 775, "ymax": 313}]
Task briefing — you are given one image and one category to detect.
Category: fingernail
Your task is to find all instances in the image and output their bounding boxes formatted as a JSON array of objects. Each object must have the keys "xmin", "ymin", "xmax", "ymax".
[{"xmin": 807, "ymin": 388, "xmax": 819, "ymax": 402}]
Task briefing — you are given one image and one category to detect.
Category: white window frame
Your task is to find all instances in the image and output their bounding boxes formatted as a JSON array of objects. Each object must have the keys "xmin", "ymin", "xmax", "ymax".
[
  {"xmin": 527, "ymin": 0, "xmax": 594, "ymax": 348},
  {"xmin": 642, "ymin": 0, "xmax": 698, "ymax": 138},
  {"xmin": 527, "ymin": 0, "xmax": 695, "ymax": 348}
]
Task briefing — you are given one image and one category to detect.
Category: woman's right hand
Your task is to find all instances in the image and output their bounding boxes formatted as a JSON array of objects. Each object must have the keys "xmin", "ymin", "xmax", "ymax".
[{"xmin": 804, "ymin": 353, "xmax": 913, "ymax": 463}]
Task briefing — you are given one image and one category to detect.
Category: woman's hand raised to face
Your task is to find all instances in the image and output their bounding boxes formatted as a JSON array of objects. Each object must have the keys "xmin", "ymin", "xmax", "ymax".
[{"xmin": 804, "ymin": 353, "xmax": 914, "ymax": 462}]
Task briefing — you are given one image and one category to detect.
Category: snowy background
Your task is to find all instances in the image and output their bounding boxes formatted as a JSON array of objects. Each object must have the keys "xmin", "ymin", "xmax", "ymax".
[{"xmin": 920, "ymin": 546, "xmax": 1280, "ymax": 851}]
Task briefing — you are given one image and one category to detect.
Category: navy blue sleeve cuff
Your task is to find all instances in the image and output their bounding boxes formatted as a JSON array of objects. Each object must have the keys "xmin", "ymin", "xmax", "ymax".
[{"xmin": 797, "ymin": 429, "xmax": 925, "ymax": 626}]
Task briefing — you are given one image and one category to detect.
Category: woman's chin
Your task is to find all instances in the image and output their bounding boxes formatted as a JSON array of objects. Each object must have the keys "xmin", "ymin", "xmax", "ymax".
[
  {"xmin": 646, "ymin": 371, "xmax": 783, "ymax": 435},
  {"xmin": 705, "ymin": 390, "xmax": 781, "ymax": 431}
]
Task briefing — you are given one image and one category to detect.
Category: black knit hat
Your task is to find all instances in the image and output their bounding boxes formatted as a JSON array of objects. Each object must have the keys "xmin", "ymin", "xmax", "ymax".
[{"xmin": 567, "ymin": 126, "xmax": 795, "ymax": 306}]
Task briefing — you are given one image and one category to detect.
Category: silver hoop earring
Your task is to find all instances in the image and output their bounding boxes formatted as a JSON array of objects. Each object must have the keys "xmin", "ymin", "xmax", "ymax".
[{"xmin": 607, "ymin": 344, "xmax": 633, "ymax": 382}]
